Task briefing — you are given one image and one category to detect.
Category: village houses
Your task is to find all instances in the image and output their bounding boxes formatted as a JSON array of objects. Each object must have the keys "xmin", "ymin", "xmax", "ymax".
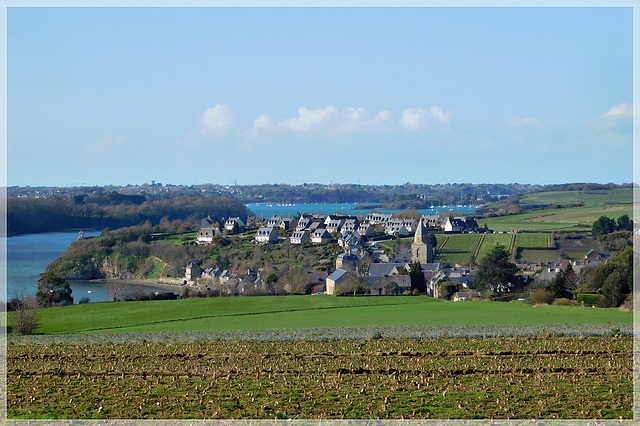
[{"xmin": 192, "ymin": 211, "xmax": 502, "ymax": 296}]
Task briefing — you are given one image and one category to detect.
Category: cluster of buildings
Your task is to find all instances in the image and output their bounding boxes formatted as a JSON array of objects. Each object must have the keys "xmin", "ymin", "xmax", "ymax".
[{"xmin": 188, "ymin": 211, "xmax": 489, "ymax": 298}]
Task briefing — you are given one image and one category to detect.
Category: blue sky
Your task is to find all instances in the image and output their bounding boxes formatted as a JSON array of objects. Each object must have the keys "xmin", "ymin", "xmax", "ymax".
[{"xmin": 4, "ymin": 5, "xmax": 635, "ymax": 186}]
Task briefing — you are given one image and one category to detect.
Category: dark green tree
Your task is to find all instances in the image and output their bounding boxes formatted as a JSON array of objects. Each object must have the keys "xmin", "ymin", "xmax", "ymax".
[
  {"xmin": 550, "ymin": 266, "xmax": 575, "ymax": 300},
  {"xmin": 592, "ymin": 216, "xmax": 617, "ymax": 237},
  {"xmin": 409, "ymin": 261, "xmax": 426, "ymax": 294},
  {"xmin": 473, "ymin": 243, "xmax": 518, "ymax": 294},
  {"xmin": 577, "ymin": 246, "xmax": 633, "ymax": 307},
  {"xmin": 36, "ymin": 271, "xmax": 74, "ymax": 307},
  {"xmin": 616, "ymin": 214, "xmax": 633, "ymax": 232},
  {"xmin": 265, "ymin": 272, "xmax": 279, "ymax": 294}
]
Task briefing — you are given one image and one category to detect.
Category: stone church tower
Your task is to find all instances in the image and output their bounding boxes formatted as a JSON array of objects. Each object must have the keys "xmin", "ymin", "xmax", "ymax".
[{"xmin": 411, "ymin": 218, "xmax": 433, "ymax": 264}]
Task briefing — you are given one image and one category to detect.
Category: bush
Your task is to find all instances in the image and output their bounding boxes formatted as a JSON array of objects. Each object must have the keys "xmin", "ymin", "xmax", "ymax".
[
  {"xmin": 618, "ymin": 295, "xmax": 633, "ymax": 312},
  {"xmin": 530, "ymin": 289, "xmax": 555, "ymax": 305},
  {"xmin": 11, "ymin": 296, "xmax": 38, "ymax": 336},
  {"xmin": 577, "ymin": 293, "xmax": 604, "ymax": 306},
  {"xmin": 552, "ymin": 298, "xmax": 577, "ymax": 306},
  {"xmin": 492, "ymin": 293, "xmax": 523, "ymax": 303},
  {"xmin": 78, "ymin": 297, "xmax": 91, "ymax": 304}
]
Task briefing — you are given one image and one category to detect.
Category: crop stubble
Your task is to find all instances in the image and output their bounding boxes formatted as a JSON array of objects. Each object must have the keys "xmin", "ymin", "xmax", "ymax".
[{"xmin": 7, "ymin": 336, "xmax": 632, "ymax": 419}]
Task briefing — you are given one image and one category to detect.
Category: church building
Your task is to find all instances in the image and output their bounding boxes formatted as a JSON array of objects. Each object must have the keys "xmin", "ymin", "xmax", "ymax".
[{"xmin": 411, "ymin": 218, "xmax": 434, "ymax": 264}]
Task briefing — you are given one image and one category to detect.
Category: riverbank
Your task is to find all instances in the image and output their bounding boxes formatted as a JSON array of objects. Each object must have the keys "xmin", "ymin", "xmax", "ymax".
[{"xmin": 79, "ymin": 278, "xmax": 186, "ymax": 293}]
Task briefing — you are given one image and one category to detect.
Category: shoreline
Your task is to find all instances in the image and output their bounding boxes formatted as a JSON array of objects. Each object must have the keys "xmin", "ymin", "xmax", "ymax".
[{"xmin": 76, "ymin": 278, "xmax": 187, "ymax": 292}]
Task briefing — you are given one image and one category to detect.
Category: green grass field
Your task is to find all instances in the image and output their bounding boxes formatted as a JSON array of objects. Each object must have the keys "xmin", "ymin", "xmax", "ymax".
[
  {"xmin": 14, "ymin": 296, "xmax": 632, "ymax": 335},
  {"xmin": 437, "ymin": 234, "xmax": 482, "ymax": 265},
  {"xmin": 481, "ymin": 204, "xmax": 635, "ymax": 233},
  {"xmin": 518, "ymin": 188, "xmax": 633, "ymax": 206},
  {"xmin": 475, "ymin": 233, "xmax": 514, "ymax": 259},
  {"xmin": 514, "ymin": 232, "xmax": 551, "ymax": 248},
  {"xmin": 516, "ymin": 248, "xmax": 558, "ymax": 264}
]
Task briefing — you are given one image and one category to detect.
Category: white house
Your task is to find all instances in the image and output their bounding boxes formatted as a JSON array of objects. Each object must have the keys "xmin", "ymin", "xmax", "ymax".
[
  {"xmin": 357, "ymin": 223, "xmax": 374, "ymax": 236},
  {"xmin": 325, "ymin": 218, "xmax": 344, "ymax": 234},
  {"xmin": 255, "ymin": 227, "xmax": 278, "ymax": 244},
  {"xmin": 340, "ymin": 218, "xmax": 360, "ymax": 235},
  {"xmin": 224, "ymin": 217, "xmax": 245, "ymax": 232},
  {"xmin": 296, "ymin": 217, "xmax": 313, "ymax": 231},
  {"xmin": 366, "ymin": 212, "xmax": 393, "ymax": 224},
  {"xmin": 385, "ymin": 223, "xmax": 409, "ymax": 237},
  {"xmin": 311, "ymin": 228, "xmax": 333, "ymax": 244},
  {"xmin": 290, "ymin": 230, "xmax": 310, "ymax": 245},
  {"xmin": 442, "ymin": 217, "xmax": 467, "ymax": 233},
  {"xmin": 197, "ymin": 218, "xmax": 222, "ymax": 243}
]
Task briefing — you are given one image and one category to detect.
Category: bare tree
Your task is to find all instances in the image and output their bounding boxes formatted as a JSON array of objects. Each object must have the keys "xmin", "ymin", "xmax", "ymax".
[
  {"xmin": 12, "ymin": 293, "xmax": 38, "ymax": 335},
  {"xmin": 107, "ymin": 281, "xmax": 129, "ymax": 302}
]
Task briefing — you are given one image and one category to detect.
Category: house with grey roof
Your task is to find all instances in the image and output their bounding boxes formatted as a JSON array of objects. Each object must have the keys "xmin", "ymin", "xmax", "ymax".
[
  {"xmin": 422, "ymin": 214, "xmax": 442, "ymax": 228},
  {"xmin": 326, "ymin": 268, "xmax": 350, "ymax": 295},
  {"xmin": 255, "ymin": 227, "xmax": 278, "ymax": 244},
  {"xmin": 385, "ymin": 223, "xmax": 409, "ymax": 237},
  {"xmin": 197, "ymin": 218, "xmax": 222, "ymax": 244},
  {"xmin": 402, "ymin": 219, "xmax": 418, "ymax": 232},
  {"xmin": 224, "ymin": 217, "xmax": 245, "ymax": 233},
  {"xmin": 336, "ymin": 252, "xmax": 359, "ymax": 271},
  {"xmin": 366, "ymin": 212, "xmax": 393, "ymax": 224},
  {"xmin": 339, "ymin": 231, "xmax": 362, "ymax": 251},
  {"xmin": 366, "ymin": 262, "xmax": 409, "ymax": 277},
  {"xmin": 340, "ymin": 218, "xmax": 360, "ymax": 235},
  {"xmin": 311, "ymin": 228, "xmax": 333, "ymax": 244},
  {"xmin": 442, "ymin": 217, "xmax": 467, "ymax": 233},
  {"xmin": 356, "ymin": 223, "xmax": 374, "ymax": 236},
  {"xmin": 326, "ymin": 218, "xmax": 345, "ymax": 234},
  {"xmin": 296, "ymin": 217, "xmax": 313, "ymax": 231},
  {"xmin": 290, "ymin": 230, "xmax": 310, "ymax": 245},
  {"xmin": 366, "ymin": 275, "xmax": 412, "ymax": 295}
]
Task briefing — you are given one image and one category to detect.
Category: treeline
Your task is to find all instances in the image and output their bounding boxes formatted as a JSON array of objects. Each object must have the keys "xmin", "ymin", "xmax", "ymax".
[
  {"xmin": 541, "ymin": 182, "xmax": 636, "ymax": 192},
  {"xmin": 234, "ymin": 182, "xmax": 536, "ymax": 205},
  {"xmin": 7, "ymin": 196, "xmax": 248, "ymax": 236}
]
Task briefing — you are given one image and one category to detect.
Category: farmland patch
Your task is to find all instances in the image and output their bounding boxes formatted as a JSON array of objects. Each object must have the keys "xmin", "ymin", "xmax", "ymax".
[{"xmin": 7, "ymin": 336, "xmax": 632, "ymax": 419}]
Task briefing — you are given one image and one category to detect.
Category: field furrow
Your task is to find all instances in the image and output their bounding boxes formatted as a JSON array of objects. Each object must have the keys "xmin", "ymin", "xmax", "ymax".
[{"xmin": 7, "ymin": 336, "xmax": 632, "ymax": 419}]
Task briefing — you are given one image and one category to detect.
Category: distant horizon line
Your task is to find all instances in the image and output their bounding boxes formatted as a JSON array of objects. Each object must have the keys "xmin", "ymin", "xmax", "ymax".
[{"xmin": 5, "ymin": 181, "xmax": 637, "ymax": 189}]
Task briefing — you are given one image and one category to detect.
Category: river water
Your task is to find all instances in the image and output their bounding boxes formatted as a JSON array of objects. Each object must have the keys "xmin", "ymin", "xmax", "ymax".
[{"xmin": 5, "ymin": 231, "xmax": 165, "ymax": 303}]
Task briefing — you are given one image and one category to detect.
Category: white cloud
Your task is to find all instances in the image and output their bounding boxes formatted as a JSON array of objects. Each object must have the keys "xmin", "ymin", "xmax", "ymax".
[
  {"xmin": 199, "ymin": 104, "xmax": 235, "ymax": 134},
  {"xmin": 278, "ymin": 106, "xmax": 340, "ymax": 133},
  {"xmin": 374, "ymin": 109, "xmax": 394, "ymax": 122},
  {"xmin": 590, "ymin": 102, "xmax": 634, "ymax": 132},
  {"xmin": 254, "ymin": 114, "xmax": 273, "ymax": 129},
  {"xmin": 190, "ymin": 104, "xmax": 449, "ymax": 144},
  {"xmin": 602, "ymin": 102, "xmax": 633, "ymax": 118},
  {"xmin": 82, "ymin": 134, "xmax": 125, "ymax": 157},
  {"xmin": 508, "ymin": 117, "xmax": 540, "ymax": 127},
  {"xmin": 399, "ymin": 107, "xmax": 451, "ymax": 130}
]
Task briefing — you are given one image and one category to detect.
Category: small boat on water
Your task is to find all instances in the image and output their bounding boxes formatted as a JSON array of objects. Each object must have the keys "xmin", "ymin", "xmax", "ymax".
[{"xmin": 87, "ymin": 290, "xmax": 93, "ymax": 294}]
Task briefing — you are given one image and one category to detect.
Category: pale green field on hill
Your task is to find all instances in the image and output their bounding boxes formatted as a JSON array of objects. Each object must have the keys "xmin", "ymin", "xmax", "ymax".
[{"xmin": 10, "ymin": 295, "xmax": 632, "ymax": 336}]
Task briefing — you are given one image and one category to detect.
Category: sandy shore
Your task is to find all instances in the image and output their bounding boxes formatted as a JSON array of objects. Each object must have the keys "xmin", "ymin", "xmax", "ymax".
[{"xmin": 82, "ymin": 278, "xmax": 187, "ymax": 292}]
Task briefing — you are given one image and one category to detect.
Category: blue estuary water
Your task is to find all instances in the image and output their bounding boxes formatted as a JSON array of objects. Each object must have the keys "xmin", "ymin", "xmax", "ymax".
[{"xmin": 5, "ymin": 231, "xmax": 163, "ymax": 303}]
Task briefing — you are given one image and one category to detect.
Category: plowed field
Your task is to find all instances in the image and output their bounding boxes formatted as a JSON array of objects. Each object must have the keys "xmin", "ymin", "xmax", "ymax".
[{"xmin": 7, "ymin": 336, "xmax": 632, "ymax": 419}]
